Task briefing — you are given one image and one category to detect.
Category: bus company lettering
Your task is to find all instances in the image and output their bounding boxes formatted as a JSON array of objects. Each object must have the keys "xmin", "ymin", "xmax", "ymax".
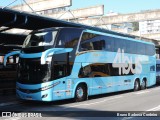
[{"xmin": 112, "ymin": 48, "xmax": 142, "ymax": 75}]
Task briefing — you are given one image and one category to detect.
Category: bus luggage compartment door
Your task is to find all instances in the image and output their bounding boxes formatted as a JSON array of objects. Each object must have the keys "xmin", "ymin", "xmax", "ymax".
[{"xmin": 91, "ymin": 78, "xmax": 102, "ymax": 95}]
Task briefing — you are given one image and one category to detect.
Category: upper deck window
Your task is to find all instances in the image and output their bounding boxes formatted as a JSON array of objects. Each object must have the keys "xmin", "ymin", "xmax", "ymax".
[
  {"xmin": 79, "ymin": 32, "xmax": 105, "ymax": 51},
  {"xmin": 55, "ymin": 28, "xmax": 82, "ymax": 48},
  {"xmin": 22, "ymin": 28, "xmax": 83, "ymax": 49},
  {"xmin": 23, "ymin": 30, "xmax": 58, "ymax": 48}
]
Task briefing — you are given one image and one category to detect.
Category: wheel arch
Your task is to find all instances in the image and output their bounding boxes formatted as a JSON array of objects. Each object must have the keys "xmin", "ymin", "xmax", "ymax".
[
  {"xmin": 141, "ymin": 77, "xmax": 147, "ymax": 87},
  {"xmin": 134, "ymin": 78, "xmax": 140, "ymax": 84},
  {"xmin": 72, "ymin": 82, "xmax": 88, "ymax": 98},
  {"xmin": 133, "ymin": 78, "xmax": 140, "ymax": 89}
]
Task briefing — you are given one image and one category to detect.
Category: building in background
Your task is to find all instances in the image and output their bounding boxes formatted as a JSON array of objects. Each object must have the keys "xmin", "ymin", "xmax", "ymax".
[
  {"xmin": 139, "ymin": 20, "xmax": 160, "ymax": 34},
  {"xmin": 139, "ymin": 20, "xmax": 160, "ymax": 40},
  {"xmin": 3, "ymin": 0, "xmax": 160, "ymax": 44},
  {"xmin": 100, "ymin": 11, "xmax": 133, "ymax": 33},
  {"xmin": 108, "ymin": 23, "xmax": 133, "ymax": 33}
]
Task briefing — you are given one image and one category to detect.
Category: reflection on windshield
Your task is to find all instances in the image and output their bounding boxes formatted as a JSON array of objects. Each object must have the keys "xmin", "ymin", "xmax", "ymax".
[{"xmin": 23, "ymin": 31, "xmax": 57, "ymax": 48}]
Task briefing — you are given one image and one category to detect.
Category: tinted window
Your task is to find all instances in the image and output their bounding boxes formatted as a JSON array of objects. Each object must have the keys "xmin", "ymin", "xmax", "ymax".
[
  {"xmin": 137, "ymin": 43, "xmax": 145, "ymax": 55},
  {"xmin": 23, "ymin": 31, "xmax": 57, "ymax": 48},
  {"xmin": 103, "ymin": 36, "xmax": 114, "ymax": 51},
  {"xmin": 51, "ymin": 61, "xmax": 67, "ymax": 79},
  {"xmin": 79, "ymin": 32, "xmax": 105, "ymax": 51},
  {"xmin": 126, "ymin": 41, "xmax": 137, "ymax": 54},
  {"xmin": 78, "ymin": 31, "xmax": 155, "ymax": 56},
  {"xmin": 146, "ymin": 44, "xmax": 155, "ymax": 56},
  {"xmin": 18, "ymin": 58, "xmax": 51, "ymax": 84},
  {"xmin": 55, "ymin": 28, "xmax": 82, "ymax": 48},
  {"xmin": 51, "ymin": 53, "xmax": 73, "ymax": 80},
  {"xmin": 90, "ymin": 64, "xmax": 110, "ymax": 77},
  {"xmin": 78, "ymin": 64, "xmax": 110, "ymax": 78},
  {"xmin": 78, "ymin": 63, "xmax": 134, "ymax": 78},
  {"xmin": 114, "ymin": 38, "xmax": 126, "ymax": 52}
]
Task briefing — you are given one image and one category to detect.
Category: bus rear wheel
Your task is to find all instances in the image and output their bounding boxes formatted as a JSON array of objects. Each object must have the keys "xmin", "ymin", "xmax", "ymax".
[
  {"xmin": 75, "ymin": 84, "xmax": 87, "ymax": 102},
  {"xmin": 134, "ymin": 80, "xmax": 140, "ymax": 91},
  {"xmin": 141, "ymin": 79, "xmax": 147, "ymax": 90}
]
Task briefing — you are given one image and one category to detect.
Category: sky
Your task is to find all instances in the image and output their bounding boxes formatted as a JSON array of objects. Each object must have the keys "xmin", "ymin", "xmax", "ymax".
[
  {"xmin": 70, "ymin": 0, "xmax": 160, "ymax": 14},
  {"xmin": 1, "ymin": 0, "xmax": 160, "ymax": 14}
]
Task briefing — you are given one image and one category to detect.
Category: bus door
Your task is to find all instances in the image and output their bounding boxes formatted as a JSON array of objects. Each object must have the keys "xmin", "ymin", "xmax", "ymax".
[{"xmin": 51, "ymin": 53, "xmax": 70, "ymax": 100}]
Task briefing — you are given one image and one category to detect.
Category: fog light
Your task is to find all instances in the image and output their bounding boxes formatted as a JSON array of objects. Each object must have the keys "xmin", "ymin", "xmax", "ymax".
[{"xmin": 42, "ymin": 94, "xmax": 48, "ymax": 98}]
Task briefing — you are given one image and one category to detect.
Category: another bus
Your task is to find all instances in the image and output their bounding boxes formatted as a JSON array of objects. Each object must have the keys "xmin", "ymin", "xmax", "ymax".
[
  {"xmin": 4, "ymin": 27, "xmax": 156, "ymax": 102},
  {"xmin": 156, "ymin": 59, "xmax": 160, "ymax": 84}
]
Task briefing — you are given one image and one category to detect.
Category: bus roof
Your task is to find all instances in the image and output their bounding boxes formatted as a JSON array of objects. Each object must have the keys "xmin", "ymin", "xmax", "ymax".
[
  {"xmin": 85, "ymin": 29, "xmax": 154, "ymax": 45},
  {"xmin": 34, "ymin": 27, "xmax": 154, "ymax": 46}
]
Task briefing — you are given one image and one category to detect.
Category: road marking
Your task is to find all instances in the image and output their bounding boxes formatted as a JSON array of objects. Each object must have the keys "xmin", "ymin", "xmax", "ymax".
[
  {"xmin": 135, "ymin": 90, "xmax": 150, "ymax": 95},
  {"xmin": 2, "ymin": 117, "xmax": 21, "ymax": 120},
  {"xmin": 62, "ymin": 96, "xmax": 123, "ymax": 110},
  {"xmin": 6, "ymin": 118, "xmax": 20, "ymax": 120},
  {"xmin": 0, "ymin": 101, "xmax": 19, "ymax": 107},
  {"xmin": 147, "ymin": 105, "xmax": 160, "ymax": 111}
]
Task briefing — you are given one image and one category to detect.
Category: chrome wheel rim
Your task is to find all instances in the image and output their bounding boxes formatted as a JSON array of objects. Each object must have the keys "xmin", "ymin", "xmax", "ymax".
[
  {"xmin": 135, "ymin": 81, "xmax": 139, "ymax": 90},
  {"xmin": 142, "ymin": 81, "xmax": 146, "ymax": 88},
  {"xmin": 76, "ymin": 87, "xmax": 84, "ymax": 98}
]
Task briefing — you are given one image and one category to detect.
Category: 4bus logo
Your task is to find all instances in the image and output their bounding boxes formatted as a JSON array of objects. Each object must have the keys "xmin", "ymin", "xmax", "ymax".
[{"xmin": 112, "ymin": 48, "xmax": 142, "ymax": 75}]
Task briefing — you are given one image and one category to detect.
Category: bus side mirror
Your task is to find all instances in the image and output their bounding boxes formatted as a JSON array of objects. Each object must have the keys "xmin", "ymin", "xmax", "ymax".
[{"xmin": 41, "ymin": 48, "xmax": 73, "ymax": 65}]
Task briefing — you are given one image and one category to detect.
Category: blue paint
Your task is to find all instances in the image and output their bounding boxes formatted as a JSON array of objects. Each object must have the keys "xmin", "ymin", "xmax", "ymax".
[
  {"xmin": 4, "ymin": 51, "xmax": 20, "ymax": 66},
  {"xmin": 4, "ymin": 28, "xmax": 156, "ymax": 102}
]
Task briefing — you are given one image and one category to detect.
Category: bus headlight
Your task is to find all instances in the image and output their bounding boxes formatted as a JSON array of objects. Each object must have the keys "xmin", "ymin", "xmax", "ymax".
[
  {"xmin": 41, "ymin": 85, "xmax": 51, "ymax": 91},
  {"xmin": 40, "ymin": 81, "xmax": 61, "ymax": 91}
]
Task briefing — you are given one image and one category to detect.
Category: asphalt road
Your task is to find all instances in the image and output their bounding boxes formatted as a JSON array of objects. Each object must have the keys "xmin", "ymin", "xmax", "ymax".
[{"xmin": 1, "ymin": 85, "xmax": 160, "ymax": 120}]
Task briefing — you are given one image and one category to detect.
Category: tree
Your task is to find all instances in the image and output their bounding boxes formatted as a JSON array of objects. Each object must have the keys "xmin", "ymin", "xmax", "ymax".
[{"xmin": 132, "ymin": 22, "xmax": 139, "ymax": 31}]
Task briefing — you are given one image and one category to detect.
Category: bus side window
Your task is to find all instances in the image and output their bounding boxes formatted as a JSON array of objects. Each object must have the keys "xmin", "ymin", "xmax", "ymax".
[
  {"xmin": 80, "ymin": 40, "xmax": 105, "ymax": 51},
  {"xmin": 81, "ymin": 42, "xmax": 94, "ymax": 51},
  {"xmin": 91, "ymin": 64, "xmax": 109, "ymax": 77},
  {"xmin": 79, "ymin": 32, "xmax": 106, "ymax": 52},
  {"xmin": 93, "ymin": 40, "xmax": 105, "ymax": 50},
  {"xmin": 78, "ymin": 65, "xmax": 92, "ymax": 78},
  {"xmin": 78, "ymin": 63, "xmax": 111, "ymax": 78},
  {"xmin": 105, "ymin": 40, "xmax": 114, "ymax": 51},
  {"xmin": 137, "ymin": 43, "xmax": 145, "ymax": 55}
]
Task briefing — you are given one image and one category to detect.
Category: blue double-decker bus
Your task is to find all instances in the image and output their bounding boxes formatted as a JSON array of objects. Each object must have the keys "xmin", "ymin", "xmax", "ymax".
[{"xmin": 4, "ymin": 27, "xmax": 156, "ymax": 102}]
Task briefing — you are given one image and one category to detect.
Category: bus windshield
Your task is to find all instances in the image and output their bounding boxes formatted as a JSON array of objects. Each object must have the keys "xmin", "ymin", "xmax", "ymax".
[
  {"xmin": 22, "ymin": 28, "xmax": 83, "ymax": 49},
  {"xmin": 23, "ymin": 30, "xmax": 58, "ymax": 48}
]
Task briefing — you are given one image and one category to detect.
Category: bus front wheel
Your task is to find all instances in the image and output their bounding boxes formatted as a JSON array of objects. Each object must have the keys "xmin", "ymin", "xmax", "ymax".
[
  {"xmin": 74, "ymin": 84, "xmax": 87, "ymax": 102},
  {"xmin": 134, "ymin": 80, "xmax": 140, "ymax": 91}
]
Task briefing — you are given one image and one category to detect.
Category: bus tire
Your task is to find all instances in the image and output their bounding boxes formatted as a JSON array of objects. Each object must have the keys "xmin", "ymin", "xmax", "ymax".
[
  {"xmin": 74, "ymin": 84, "xmax": 87, "ymax": 102},
  {"xmin": 134, "ymin": 79, "xmax": 140, "ymax": 91},
  {"xmin": 141, "ymin": 78, "xmax": 147, "ymax": 90}
]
